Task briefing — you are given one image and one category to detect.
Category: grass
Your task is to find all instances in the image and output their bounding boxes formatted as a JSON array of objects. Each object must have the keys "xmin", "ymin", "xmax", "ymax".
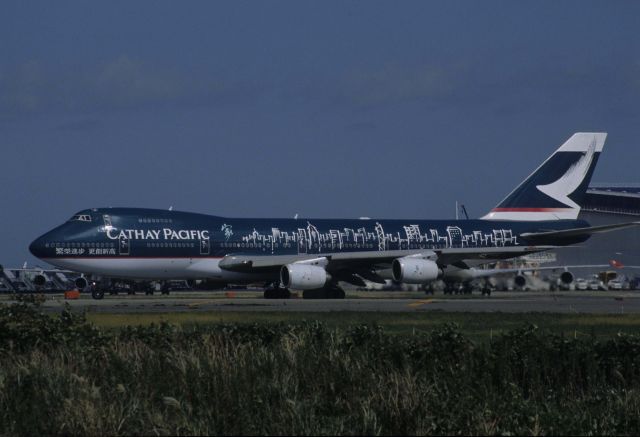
[
  {"xmin": 87, "ymin": 310, "xmax": 640, "ymax": 342},
  {"xmin": 3, "ymin": 301, "xmax": 640, "ymax": 435}
]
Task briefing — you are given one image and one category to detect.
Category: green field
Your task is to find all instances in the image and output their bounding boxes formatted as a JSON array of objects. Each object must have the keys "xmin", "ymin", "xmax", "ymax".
[
  {"xmin": 88, "ymin": 310, "xmax": 640, "ymax": 342},
  {"xmin": 3, "ymin": 302, "xmax": 640, "ymax": 435}
]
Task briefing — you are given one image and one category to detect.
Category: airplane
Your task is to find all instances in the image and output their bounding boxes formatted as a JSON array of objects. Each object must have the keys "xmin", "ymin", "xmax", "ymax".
[
  {"xmin": 29, "ymin": 132, "xmax": 639, "ymax": 300},
  {"xmin": 434, "ymin": 261, "xmax": 624, "ymax": 295},
  {"xmin": 0, "ymin": 263, "xmax": 79, "ymax": 292}
]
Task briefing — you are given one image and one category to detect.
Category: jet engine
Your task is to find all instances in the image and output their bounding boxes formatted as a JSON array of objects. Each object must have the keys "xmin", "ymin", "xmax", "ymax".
[
  {"xmin": 280, "ymin": 264, "xmax": 330, "ymax": 290},
  {"xmin": 392, "ymin": 258, "xmax": 441, "ymax": 284},
  {"xmin": 514, "ymin": 274, "xmax": 526, "ymax": 287},
  {"xmin": 33, "ymin": 274, "xmax": 47, "ymax": 287},
  {"xmin": 560, "ymin": 271, "xmax": 574, "ymax": 284},
  {"xmin": 75, "ymin": 277, "xmax": 88, "ymax": 290}
]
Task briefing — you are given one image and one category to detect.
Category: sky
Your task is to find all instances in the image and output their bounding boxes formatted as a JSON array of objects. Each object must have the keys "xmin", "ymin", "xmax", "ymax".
[{"xmin": 1, "ymin": 1, "xmax": 640, "ymax": 267}]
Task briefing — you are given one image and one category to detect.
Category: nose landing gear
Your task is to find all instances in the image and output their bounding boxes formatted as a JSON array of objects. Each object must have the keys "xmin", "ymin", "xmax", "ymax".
[
  {"xmin": 263, "ymin": 281, "xmax": 291, "ymax": 299},
  {"xmin": 90, "ymin": 286, "xmax": 104, "ymax": 300}
]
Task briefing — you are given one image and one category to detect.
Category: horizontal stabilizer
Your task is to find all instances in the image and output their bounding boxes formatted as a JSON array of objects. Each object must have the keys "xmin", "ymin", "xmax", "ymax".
[{"xmin": 520, "ymin": 221, "xmax": 640, "ymax": 244}]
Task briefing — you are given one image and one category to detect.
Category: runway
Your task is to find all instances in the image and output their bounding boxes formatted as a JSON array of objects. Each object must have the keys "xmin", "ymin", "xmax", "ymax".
[{"xmin": 8, "ymin": 290, "xmax": 640, "ymax": 314}]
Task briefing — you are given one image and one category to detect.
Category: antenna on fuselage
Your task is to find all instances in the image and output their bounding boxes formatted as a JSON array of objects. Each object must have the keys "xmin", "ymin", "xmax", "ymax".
[
  {"xmin": 460, "ymin": 204, "xmax": 469, "ymax": 220},
  {"xmin": 169, "ymin": 206, "xmax": 173, "ymax": 211},
  {"xmin": 294, "ymin": 213, "xmax": 298, "ymax": 219},
  {"xmin": 456, "ymin": 201, "xmax": 469, "ymax": 220}
]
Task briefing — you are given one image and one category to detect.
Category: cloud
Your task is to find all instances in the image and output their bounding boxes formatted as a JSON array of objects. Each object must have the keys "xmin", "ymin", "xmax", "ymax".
[
  {"xmin": 0, "ymin": 56, "xmax": 256, "ymax": 116},
  {"xmin": 0, "ymin": 60, "xmax": 50, "ymax": 113},
  {"xmin": 337, "ymin": 63, "xmax": 457, "ymax": 107},
  {"xmin": 92, "ymin": 56, "xmax": 184, "ymax": 108}
]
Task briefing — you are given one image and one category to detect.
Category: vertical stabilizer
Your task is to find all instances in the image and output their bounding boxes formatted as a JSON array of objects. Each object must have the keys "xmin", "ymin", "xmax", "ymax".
[{"xmin": 482, "ymin": 132, "xmax": 607, "ymax": 221}]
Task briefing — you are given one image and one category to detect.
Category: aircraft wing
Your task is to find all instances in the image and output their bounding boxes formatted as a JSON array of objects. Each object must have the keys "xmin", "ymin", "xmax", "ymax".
[
  {"xmin": 218, "ymin": 245, "xmax": 556, "ymax": 281},
  {"xmin": 5, "ymin": 267, "xmax": 76, "ymax": 273}
]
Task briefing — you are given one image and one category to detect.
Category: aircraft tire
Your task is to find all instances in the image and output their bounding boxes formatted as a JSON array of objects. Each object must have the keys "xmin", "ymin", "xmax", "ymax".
[
  {"xmin": 91, "ymin": 289, "xmax": 105, "ymax": 300},
  {"xmin": 303, "ymin": 286, "xmax": 344, "ymax": 299},
  {"xmin": 330, "ymin": 286, "xmax": 346, "ymax": 299},
  {"xmin": 422, "ymin": 284, "xmax": 434, "ymax": 295},
  {"xmin": 303, "ymin": 289, "xmax": 327, "ymax": 299},
  {"xmin": 264, "ymin": 288, "xmax": 291, "ymax": 299},
  {"xmin": 264, "ymin": 288, "xmax": 278, "ymax": 299}
]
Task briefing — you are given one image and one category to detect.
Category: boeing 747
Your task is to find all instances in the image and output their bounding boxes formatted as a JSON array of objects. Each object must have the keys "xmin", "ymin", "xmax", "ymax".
[{"xmin": 29, "ymin": 133, "xmax": 638, "ymax": 299}]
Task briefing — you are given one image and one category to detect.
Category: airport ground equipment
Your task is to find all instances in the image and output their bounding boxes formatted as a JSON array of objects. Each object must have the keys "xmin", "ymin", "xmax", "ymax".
[{"xmin": 0, "ymin": 265, "xmax": 80, "ymax": 292}]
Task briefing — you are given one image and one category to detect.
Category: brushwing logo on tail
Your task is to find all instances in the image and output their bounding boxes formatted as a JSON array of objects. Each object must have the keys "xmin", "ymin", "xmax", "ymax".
[{"xmin": 535, "ymin": 138, "xmax": 597, "ymax": 210}]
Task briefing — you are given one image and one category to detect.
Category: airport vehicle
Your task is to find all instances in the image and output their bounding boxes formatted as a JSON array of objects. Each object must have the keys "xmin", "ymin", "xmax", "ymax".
[
  {"xmin": 588, "ymin": 279, "xmax": 605, "ymax": 291},
  {"xmin": 607, "ymin": 278, "xmax": 628, "ymax": 290},
  {"xmin": 575, "ymin": 278, "xmax": 589, "ymax": 291},
  {"xmin": 436, "ymin": 263, "xmax": 594, "ymax": 295},
  {"xmin": 29, "ymin": 133, "xmax": 638, "ymax": 299}
]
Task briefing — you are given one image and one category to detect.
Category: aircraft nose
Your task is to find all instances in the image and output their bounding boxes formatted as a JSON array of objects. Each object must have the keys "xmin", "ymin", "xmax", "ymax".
[{"xmin": 29, "ymin": 234, "xmax": 47, "ymax": 258}]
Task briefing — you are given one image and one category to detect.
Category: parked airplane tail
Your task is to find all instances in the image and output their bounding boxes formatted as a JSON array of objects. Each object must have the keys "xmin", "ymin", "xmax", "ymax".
[{"xmin": 482, "ymin": 132, "xmax": 607, "ymax": 221}]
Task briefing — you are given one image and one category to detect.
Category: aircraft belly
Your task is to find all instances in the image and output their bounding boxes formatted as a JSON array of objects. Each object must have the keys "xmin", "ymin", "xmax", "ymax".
[{"xmin": 42, "ymin": 257, "xmax": 271, "ymax": 281}]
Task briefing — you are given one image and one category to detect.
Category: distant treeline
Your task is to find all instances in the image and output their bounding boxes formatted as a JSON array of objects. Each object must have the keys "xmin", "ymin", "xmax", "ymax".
[{"xmin": 1, "ymin": 303, "xmax": 640, "ymax": 435}]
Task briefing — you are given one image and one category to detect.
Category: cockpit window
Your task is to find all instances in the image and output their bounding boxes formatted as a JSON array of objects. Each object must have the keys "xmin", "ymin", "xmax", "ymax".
[{"xmin": 69, "ymin": 214, "xmax": 92, "ymax": 222}]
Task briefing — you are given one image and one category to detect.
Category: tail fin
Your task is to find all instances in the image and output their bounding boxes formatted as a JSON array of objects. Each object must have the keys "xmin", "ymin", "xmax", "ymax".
[{"xmin": 482, "ymin": 132, "xmax": 607, "ymax": 221}]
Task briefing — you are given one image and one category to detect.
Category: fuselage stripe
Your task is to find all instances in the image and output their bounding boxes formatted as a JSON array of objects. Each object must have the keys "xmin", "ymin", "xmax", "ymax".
[
  {"xmin": 42, "ymin": 256, "xmax": 225, "ymax": 260},
  {"xmin": 491, "ymin": 207, "xmax": 574, "ymax": 212}
]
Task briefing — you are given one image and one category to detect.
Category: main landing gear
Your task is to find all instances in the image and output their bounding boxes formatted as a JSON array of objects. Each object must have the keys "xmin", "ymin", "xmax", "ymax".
[
  {"xmin": 263, "ymin": 281, "xmax": 291, "ymax": 299},
  {"xmin": 262, "ymin": 283, "xmax": 346, "ymax": 299},
  {"xmin": 302, "ymin": 285, "xmax": 345, "ymax": 299},
  {"xmin": 264, "ymin": 287, "xmax": 291, "ymax": 299}
]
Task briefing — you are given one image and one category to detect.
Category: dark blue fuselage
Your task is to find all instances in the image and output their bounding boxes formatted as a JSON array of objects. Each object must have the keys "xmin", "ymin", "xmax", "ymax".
[{"xmin": 30, "ymin": 207, "xmax": 589, "ymax": 263}]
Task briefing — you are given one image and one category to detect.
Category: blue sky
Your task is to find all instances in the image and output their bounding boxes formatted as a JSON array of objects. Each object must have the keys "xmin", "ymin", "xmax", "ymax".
[{"xmin": 1, "ymin": 1, "xmax": 639, "ymax": 267}]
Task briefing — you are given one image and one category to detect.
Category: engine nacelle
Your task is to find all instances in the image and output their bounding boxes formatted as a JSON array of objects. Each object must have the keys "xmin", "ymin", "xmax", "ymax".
[
  {"xmin": 392, "ymin": 258, "xmax": 441, "ymax": 284},
  {"xmin": 33, "ymin": 274, "xmax": 47, "ymax": 287},
  {"xmin": 372, "ymin": 268, "xmax": 394, "ymax": 280},
  {"xmin": 280, "ymin": 264, "xmax": 329, "ymax": 290},
  {"xmin": 75, "ymin": 277, "xmax": 88, "ymax": 290},
  {"xmin": 560, "ymin": 271, "xmax": 574, "ymax": 284},
  {"xmin": 514, "ymin": 275, "xmax": 526, "ymax": 287}
]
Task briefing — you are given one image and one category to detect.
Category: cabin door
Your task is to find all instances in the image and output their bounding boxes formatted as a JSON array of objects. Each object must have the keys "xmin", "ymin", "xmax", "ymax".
[
  {"xmin": 118, "ymin": 235, "xmax": 130, "ymax": 255},
  {"xmin": 200, "ymin": 237, "xmax": 210, "ymax": 255}
]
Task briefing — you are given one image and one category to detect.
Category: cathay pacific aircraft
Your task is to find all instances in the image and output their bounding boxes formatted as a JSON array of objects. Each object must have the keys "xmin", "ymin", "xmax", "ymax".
[{"xmin": 29, "ymin": 133, "xmax": 637, "ymax": 299}]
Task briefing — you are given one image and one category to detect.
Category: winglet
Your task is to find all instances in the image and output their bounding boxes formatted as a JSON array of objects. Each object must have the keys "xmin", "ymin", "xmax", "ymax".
[{"xmin": 483, "ymin": 133, "xmax": 607, "ymax": 221}]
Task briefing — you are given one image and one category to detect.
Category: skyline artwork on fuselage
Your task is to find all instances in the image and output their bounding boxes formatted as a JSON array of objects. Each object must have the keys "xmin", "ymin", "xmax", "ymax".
[{"xmin": 237, "ymin": 222, "xmax": 519, "ymax": 254}]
